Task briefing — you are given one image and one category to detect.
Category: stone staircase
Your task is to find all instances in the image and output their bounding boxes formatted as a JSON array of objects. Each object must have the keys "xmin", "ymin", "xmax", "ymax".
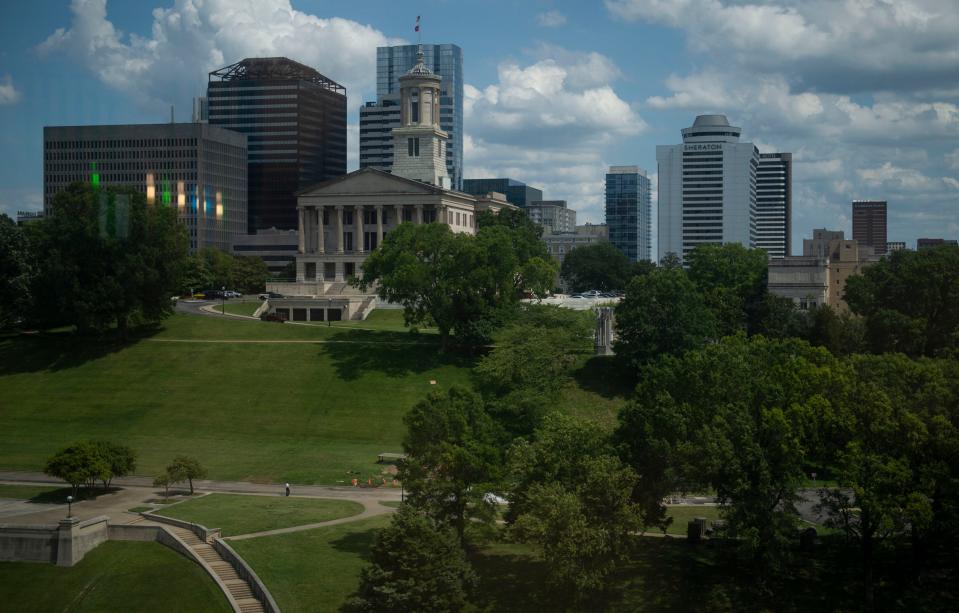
[
  {"xmin": 324, "ymin": 282, "xmax": 348, "ymax": 295},
  {"xmin": 351, "ymin": 296, "xmax": 376, "ymax": 320},
  {"xmin": 169, "ymin": 526, "xmax": 265, "ymax": 613}
]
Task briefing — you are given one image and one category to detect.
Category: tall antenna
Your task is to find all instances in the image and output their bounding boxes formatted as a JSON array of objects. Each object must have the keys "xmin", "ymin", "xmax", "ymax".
[
  {"xmin": 415, "ymin": 15, "xmax": 421, "ymax": 45},
  {"xmin": 170, "ymin": 105, "xmax": 174, "ymax": 124}
]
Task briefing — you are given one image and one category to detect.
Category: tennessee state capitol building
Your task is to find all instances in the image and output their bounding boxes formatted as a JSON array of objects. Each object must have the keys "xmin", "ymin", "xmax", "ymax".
[{"xmin": 264, "ymin": 48, "xmax": 513, "ymax": 322}]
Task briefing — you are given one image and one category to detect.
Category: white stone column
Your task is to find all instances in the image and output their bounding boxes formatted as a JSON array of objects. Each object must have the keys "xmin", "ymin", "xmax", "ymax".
[
  {"xmin": 316, "ymin": 206, "xmax": 325, "ymax": 254},
  {"xmin": 297, "ymin": 208, "xmax": 305, "ymax": 253},
  {"xmin": 296, "ymin": 259, "xmax": 305, "ymax": 282},
  {"xmin": 415, "ymin": 204, "xmax": 423, "ymax": 224},
  {"xmin": 356, "ymin": 205, "xmax": 365, "ymax": 253},
  {"xmin": 376, "ymin": 205, "xmax": 384, "ymax": 247},
  {"xmin": 335, "ymin": 206, "xmax": 344, "ymax": 253},
  {"xmin": 436, "ymin": 204, "xmax": 446, "ymax": 226}
]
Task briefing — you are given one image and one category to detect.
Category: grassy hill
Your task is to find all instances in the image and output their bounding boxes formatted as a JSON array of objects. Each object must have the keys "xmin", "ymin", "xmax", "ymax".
[{"xmin": 0, "ymin": 313, "xmax": 626, "ymax": 484}]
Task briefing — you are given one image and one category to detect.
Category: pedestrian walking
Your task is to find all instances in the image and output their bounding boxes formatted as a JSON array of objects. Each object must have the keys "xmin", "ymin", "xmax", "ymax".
[{"xmin": 285, "ymin": 482, "xmax": 290, "ymax": 497}]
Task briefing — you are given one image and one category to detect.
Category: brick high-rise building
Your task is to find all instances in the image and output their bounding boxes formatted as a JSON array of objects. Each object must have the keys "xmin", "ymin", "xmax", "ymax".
[{"xmin": 852, "ymin": 200, "xmax": 887, "ymax": 255}]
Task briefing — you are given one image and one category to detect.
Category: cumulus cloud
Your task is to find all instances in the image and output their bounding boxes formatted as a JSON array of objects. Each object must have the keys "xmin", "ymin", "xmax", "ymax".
[
  {"xmin": 463, "ymin": 47, "xmax": 643, "ymax": 223},
  {"xmin": 37, "ymin": 0, "xmax": 399, "ymax": 114},
  {"xmin": 606, "ymin": 0, "xmax": 959, "ymax": 95},
  {"xmin": 0, "ymin": 75, "xmax": 22, "ymax": 105},
  {"xmin": 536, "ymin": 10, "xmax": 567, "ymax": 27}
]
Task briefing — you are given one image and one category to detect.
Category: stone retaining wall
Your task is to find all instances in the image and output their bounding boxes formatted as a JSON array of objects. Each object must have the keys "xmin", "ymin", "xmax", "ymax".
[{"xmin": 214, "ymin": 538, "xmax": 281, "ymax": 613}]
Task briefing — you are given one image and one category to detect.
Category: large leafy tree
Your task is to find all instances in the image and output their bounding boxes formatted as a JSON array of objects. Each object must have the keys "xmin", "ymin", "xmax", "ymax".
[
  {"xmin": 29, "ymin": 183, "xmax": 187, "ymax": 337},
  {"xmin": 560, "ymin": 242, "xmax": 647, "ymax": 292},
  {"xmin": 358, "ymin": 221, "xmax": 553, "ymax": 349},
  {"xmin": 44, "ymin": 441, "xmax": 111, "ymax": 496},
  {"xmin": 617, "ymin": 335, "xmax": 840, "ymax": 570},
  {"xmin": 508, "ymin": 415, "xmax": 642, "ymax": 597},
  {"xmin": 685, "ymin": 243, "xmax": 769, "ymax": 335},
  {"xmin": 615, "ymin": 267, "xmax": 716, "ymax": 366},
  {"xmin": 233, "ymin": 255, "xmax": 270, "ymax": 294},
  {"xmin": 475, "ymin": 305, "xmax": 593, "ymax": 437},
  {"xmin": 0, "ymin": 214, "xmax": 33, "ymax": 328},
  {"xmin": 399, "ymin": 386, "xmax": 501, "ymax": 542},
  {"xmin": 348, "ymin": 504, "xmax": 476, "ymax": 613},
  {"xmin": 844, "ymin": 245, "xmax": 959, "ymax": 356}
]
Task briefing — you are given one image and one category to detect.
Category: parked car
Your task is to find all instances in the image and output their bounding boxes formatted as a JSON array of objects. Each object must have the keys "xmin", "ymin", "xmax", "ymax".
[
  {"xmin": 203, "ymin": 289, "xmax": 229, "ymax": 300},
  {"xmin": 260, "ymin": 312, "xmax": 286, "ymax": 323},
  {"xmin": 258, "ymin": 292, "xmax": 284, "ymax": 300}
]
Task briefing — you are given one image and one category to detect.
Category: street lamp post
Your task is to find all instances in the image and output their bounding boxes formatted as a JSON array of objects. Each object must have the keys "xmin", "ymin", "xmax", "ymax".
[
  {"xmin": 221, "ymin": 285, "xmax": 226, "ymax": 314},
  {"xmin": 66, "ymin": 495, "xmax": 73, "ymax": 518}
]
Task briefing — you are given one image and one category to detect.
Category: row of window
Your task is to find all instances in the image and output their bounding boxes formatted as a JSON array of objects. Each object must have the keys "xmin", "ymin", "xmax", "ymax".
[{"xmin": 46, "ymin": 138, "xmax": 199, "ymax": 149}]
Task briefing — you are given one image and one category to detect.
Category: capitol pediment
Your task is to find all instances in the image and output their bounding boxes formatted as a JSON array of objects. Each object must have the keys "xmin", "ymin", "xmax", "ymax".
[{"xmin": 297, "ymin": 168, "xmax": 441, "ymax": 197}]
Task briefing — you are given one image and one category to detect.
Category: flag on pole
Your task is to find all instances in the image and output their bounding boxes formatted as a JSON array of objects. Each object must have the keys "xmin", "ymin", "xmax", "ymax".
[{"xmin": 415, "ymin": 16, "xmax": 420, "ymax": 32}]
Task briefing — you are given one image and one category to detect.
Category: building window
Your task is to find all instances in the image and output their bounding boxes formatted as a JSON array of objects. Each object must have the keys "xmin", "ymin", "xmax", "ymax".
[{"xmin": 403, "ymin": 208, "xmax": 412, "ymax": 222}]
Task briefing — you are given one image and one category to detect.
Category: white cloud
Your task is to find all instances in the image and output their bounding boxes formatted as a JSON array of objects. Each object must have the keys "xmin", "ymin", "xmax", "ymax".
[
  {"xmin": 943, "ymin": 177, "xmax": 959, "ymax": 190},
  {"xmin": 857, "ymin": 162, "xmax": 956, "ymax": 193},
  {"xmin": 0, "ymin": 75, "xmax": 21, "ymax": 105},
  {"xmin": 37, "ymin": 0, "xmax": 399, "ymax": 113},
  {"xmin": 462, "ymin": 47, "xmax": 643, "ymax": 223},
  {"xmin": 946, "ymin": 149, "xmax": 959, "ymax": 171},
  {"xmin": 536, "ymin": 10, "xmax": 567, "ymax": 27},
  {"xmin": 606, "ymin": 0, "xmax": 959, "ymax": 95}
]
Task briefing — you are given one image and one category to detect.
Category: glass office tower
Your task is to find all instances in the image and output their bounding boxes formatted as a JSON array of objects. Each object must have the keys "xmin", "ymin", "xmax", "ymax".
[
  {"xmin": 208, "ymin": 57, "xmax": 347, "ymax": 232},
  {"xmin": 605, "ymin": 166, "xmax": 652, "ymax": 262},
  {"xmin": 360, "ymin": 44, "xmax": 463, "ymax": 190}
]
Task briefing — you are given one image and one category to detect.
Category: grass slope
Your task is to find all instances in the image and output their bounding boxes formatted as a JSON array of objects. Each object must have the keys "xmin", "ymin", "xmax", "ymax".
[
  {"xmin": 0, "ymin": 541, "xmax": 231, "ymax": 613},
  {"xmin": 231, "ymin": 514, "xmax": 391, "ymax": 613},
  {"xmin": 155, "ymin": 493, "xmax": 363, "ymax": 536},
  {"xmin": 0, "ymin": 314, "xmax": 471, "ymax": 484}
]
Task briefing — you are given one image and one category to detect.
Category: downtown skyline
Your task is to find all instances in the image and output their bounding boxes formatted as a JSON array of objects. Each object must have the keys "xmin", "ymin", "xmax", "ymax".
[{"xmin": 1, "ymin": 0, "xmax": 958, "ymax": 253}]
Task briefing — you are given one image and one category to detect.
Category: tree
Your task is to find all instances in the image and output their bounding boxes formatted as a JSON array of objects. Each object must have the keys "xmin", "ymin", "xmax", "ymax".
[
  {"xmin": 0, "ymin": 214, "xmax": 33, "ymax": 328},
  {"xmin": 93, "ymin": 441, "xmax": 137, "ymax": 488},
  {"xmin": 475, "ymin": 306, "xmax": 593, "ymax": 437},
  {"xmin": 844, "ymin": 245, "xmax": 959, "ymax": 356},
  {"xmin": 508, "ymin": 416, "xmax": 642, "ymax": 597},
  {"xmin": 29, "ymin": 183, "xmax": 188, "ymax": 337},
  {"xmin": 358, "ymin": 222, "xmax": 544, "ymax": 349},
  {"xmin": 399, "ymin": 387, "xmax": 501, "ymax": 542},
  {"xmin": 233, "ymin": 255, "xmax": 270, "ymax": 294},
  {"xmin": 560, "ymin": 242, "xmax": 638, "ymax": 292},
  {"xmin": 153, "ymin": 472, "xmax": 173, "ymax": 500},
  {"xmin": 199, "ymin": 246, "xmax": 236, "ymax": 289},
  {"xmin": 44, "ymin": 441, "xmax": 110, "ymax": 497},
  {"xmin": 805, "ymin": 304, "xmax": 866, "ymax": 355},
  {"xmin": 685, "ymin": 243, "xmax": 768, "ymax": 335},
  {"xmin": 615, "ymin": 267, "xmax": 716, "ymax": 366},
  {"xmin": 167, "ymin": 455, "xmax": 207, "ymax": 494},
  {"xmin": 180, "ymin": 253, "xmax": 212, "ymax": 295},
  {"xmin": 348, "ymin": 505, "xmax": 476, "ymax": 613}
]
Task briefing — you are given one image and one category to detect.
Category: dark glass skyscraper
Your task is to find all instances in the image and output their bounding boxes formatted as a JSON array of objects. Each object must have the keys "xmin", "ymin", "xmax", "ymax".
[
  {"xmin": 852, "ymin": 200, "xmax": 888, "ymax": 255},
  {"xmin": 360, "ymin": 44, "xmax": 463, "ymax": 189},
  {"xmin": 208, "ymin": 57, "xmax": 346, "ymax": 232},
  {"xmin": 605, "ymin": 166, "xmax": 652, "ymax": 262},
  {"xmin": 461, "ymin": 178, "xmax": 542, "ymax": 208},
  {"xmin": 757, "ymin": 152, "xmax": 792, "ymax": 258}
]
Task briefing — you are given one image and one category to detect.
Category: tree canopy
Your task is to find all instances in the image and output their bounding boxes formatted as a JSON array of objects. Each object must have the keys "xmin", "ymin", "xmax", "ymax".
[
  {"xmin": 0, "ymin": 214, "xmax": 33, "ymax": 329},
  {"xmin": 28, "ymin": 183, "xmax": 188, "ymax": 336},
  {"xmin": 845, "ymin": 246, "xmax": 959, "ymax": 357},
  {"xmin": 560, "ymin": 242, "xmax": 650, "ymax": 292}
]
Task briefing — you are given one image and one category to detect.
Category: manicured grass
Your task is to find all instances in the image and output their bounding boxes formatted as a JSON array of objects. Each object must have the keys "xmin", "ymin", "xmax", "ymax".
[
  {"xmin": 0, "ymin": 541, "xmax": 231, "ymax": 613},
  {"xmin": 0, "ymin": 484, "xmax": 63, "ymax": 501},
  {"xmin": 329, "ymin": 309, "xmax": 436, "ymax": 333},
  {"xmin": 0, "ymin": 314, "xmax": 472, "ymax": 484},
  {"xmin": 220, "ymin": 300, "xmax": 262, "ymax": 317},
  {"xmin": 155, "ymin": 493, "xmax": 363, "ymax": 536},
  {"xmin": 663, "ymin": 505, "xmax": 724, "ymax": 535},
  {"xmin": 0, "ymin": 313, "xmax": 621, "ymax": 484},
  {"xmin": 231, "ymin": 514, "xmax": 391, "ymax": 613}
]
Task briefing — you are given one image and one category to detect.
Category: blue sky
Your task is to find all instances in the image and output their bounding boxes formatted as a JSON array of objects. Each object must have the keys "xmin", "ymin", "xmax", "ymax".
[{"xmin": 1, "ymin": 0, "xmax": 957, "ymax": 251}]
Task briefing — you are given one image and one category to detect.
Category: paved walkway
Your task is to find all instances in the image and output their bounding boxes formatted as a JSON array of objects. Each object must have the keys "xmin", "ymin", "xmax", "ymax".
[
  {"xmin": 227, "ymin": 500, "xmax": 394, "ymax": 541},
  {"xmin": 0, "ymin": 471, "xmax": 401, "ymax": 530}
]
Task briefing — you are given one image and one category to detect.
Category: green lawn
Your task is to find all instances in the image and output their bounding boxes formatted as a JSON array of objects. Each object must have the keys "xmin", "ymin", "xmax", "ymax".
[
  {"xmin": 0, "ymin": 541, "xmax": 231, "ymax": 613},
  {"xmin": 0, "ymin": 313, "xmax": 622, "ymax": 484},
  {"xmin": 155, "ymin": 493, "xmax": 363, "ymax": 536},
  {"xmin": 663, "ymin": 505, "xmax": 724, "ymax": 535},
  {"xmin": 219, "ymin": 300, "xmax": 262, "ymax": 317},
  {"xmin": 231, "ymin": 514, "xmax": 391, "ymax": 613}
]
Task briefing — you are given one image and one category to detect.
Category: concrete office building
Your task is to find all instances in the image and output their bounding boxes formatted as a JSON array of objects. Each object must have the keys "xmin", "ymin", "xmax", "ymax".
[
  {"xmin": 657, "ymin": 115, "xmax": 759, "ymax": 264},
  {"xmin": 769, "ymin": 228, "xmax": 880, "ymax": 312},
  {"xmin": 462, "ymin": 178, "xmax": 543, "ymax": 208},
  {"xmin": 852, "ymin": 200, "xmax": 887, "ymax": 255},
  {"xmin": 360, "ymin": 44, "xmax": 463, "ymax": 189},
  {"xmin": 527, "ymin": 200, "xmax": 576, "ymax": 233},
  {"xmin": 605, "ymin": 166, "xmax": 652, "ymax": 262},
  {"xmin": 265, "ymin": 48, "xmax": 513, "ymax": 322},
  {"xmin": 43, "ymin": 123, "xmax": 247, "ymax": 252},
  {"xmin": 757, "ymin": 152, "xmax": 792, "ymax": 257},
  {"xmin": 208, "ymin": 57, "xmax": 347, "ymax": 233},
  {"xmin": 231, "ymin": 228, "xmax": 299, "ymax": 275}
]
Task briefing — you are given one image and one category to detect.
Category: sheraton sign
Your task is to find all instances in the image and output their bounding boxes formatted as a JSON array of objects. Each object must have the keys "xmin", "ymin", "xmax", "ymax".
[{"xmin": 684, "ymin": 144, "xmax": 722, "ymax": 151}]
